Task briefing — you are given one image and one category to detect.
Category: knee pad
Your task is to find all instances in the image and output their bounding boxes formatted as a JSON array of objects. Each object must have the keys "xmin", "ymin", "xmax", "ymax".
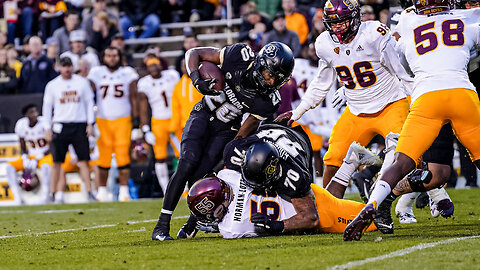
[{"xmin": 407, "ymin": 169, "xmax": 432, "ymax": 192}]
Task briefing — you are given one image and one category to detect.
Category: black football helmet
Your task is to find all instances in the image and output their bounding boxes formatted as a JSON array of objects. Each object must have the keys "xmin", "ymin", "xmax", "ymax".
[
  {"xmin": 187, "ymin": 176, "xmax": 233, "ymax": 222},
  {"xmin": 241, "ymin": 141, "xmax": 282, "ymax": 192},
  {"xmin": 252, "ymin": 42, "xmax": 294, "ymax": 94}
]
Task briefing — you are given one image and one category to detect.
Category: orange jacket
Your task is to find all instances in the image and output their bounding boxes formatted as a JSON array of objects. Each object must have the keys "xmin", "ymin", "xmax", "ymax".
[
  {"xmin": 169, "ymin": 74, "xmax": 203, "ymax": 132},
  {"xmin": 285, "ymin": 12, "xmax": 309, "ymax": 44}
]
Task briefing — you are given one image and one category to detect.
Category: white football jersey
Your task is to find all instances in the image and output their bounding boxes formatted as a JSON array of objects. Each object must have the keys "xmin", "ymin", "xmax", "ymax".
[
  {"xmin": 217, "ymin": 169, "xmax": 297, "ymax": 239},
  {"xmin": 88, "ymin": 66, "xmax": 139, "ymax": 120},
  {"xmin": 302, "ymin": 21, "xmax": 411, "ymax": 116},
  {"xmin": 396, "ymin": 9, "xmax": 479, "ymax": 102},
  {"xmin": 14, "ymin": 116, "xmax": 49, "ymax": 157},
  {"xmin": 292, "ymin": 58, "xmax": 339, "ymax": 128},
  {"xmin": 137, "ymin": 70, "xmax": 180, "ymax": 120}
]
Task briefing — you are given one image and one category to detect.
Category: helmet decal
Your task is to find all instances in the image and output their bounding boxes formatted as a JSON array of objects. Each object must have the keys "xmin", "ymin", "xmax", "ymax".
[
  {"xmin": 343, "ymin": 0, "xmax": 358, "ymax": 10},
  {"xmin": 265, "ymin": 158, "xmax": 279, "ymax": 180},
  {"xmin": 263, "ymin": 44, "xmax": 279, "ymax": 58},
  {"xmin": 194, "ymin": 197, "xmax": 215, "ymax": 215}
]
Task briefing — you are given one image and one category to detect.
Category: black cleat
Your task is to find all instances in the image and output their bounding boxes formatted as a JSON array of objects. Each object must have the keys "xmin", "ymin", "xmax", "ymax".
[
  {"xmin": 415, "ymin": 192, "xmax": 429, "ymax": 209},
  {"xmin": 152, "ymin": 220, "xmax": 174, "ymax": 241},
  {"xmin": 374, "ymin": 199, "xmax": 394, "ymax": 234},
  {"xmin": 351, "ymin": 171, "xmax": 373, "ymax": 204},
  {"xmin": 344, "ymin": 203, "xmax": 376, "ymax": 241},
  {"xmin": 177, "ymin": 215, "xmax": 199, "ymax": 239}
]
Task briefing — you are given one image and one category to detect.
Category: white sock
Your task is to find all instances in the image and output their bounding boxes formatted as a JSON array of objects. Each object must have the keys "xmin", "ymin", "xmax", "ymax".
[
  {"xmin": 40, "ymin": 164, "xmax": 51, "ymax": 202},
  {"xmin": 6, "ymin": 165, "xmax": 22, "ymax": 205},
  {"xmin": 55, "ymin": 191, "xmax": 64, "ymax": 202},
  {"xmin": 427, "ymin": 187, "xmax": 450, "ymax": 203},
  {"xmin": 331, "ymin": 161, "xmax": 356, "ymax": 187},
  {"xmin": 367, "ymin": 180, "xmax": 392, "ymax": 207},
  {"xmin": 155, "ymin": 162, "xmax": 170, "ymax": 194},
  {"xmin": 395, "ymin": 192, "xmax": 419, "ymax": 214},
  {"xmin": 97, "ymin": 186, "xmax": 107, "ymax": 201},
  {"xmin": 119, "ymin": 185, "xmax": 130, "ymax": 199},
  {"xmin": 378, "ymin": 149, "xmax": 395, "ymax": 180}
]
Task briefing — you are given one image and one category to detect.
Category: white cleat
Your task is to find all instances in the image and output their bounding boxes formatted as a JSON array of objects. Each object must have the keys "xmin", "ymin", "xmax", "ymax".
[
  {"xmin": 344, "ymin": 142, "xmax": 383, "ymax": 167},
  {"xmin": 396, "ymin": 211, "xmax": 417, "ymax": 224}
]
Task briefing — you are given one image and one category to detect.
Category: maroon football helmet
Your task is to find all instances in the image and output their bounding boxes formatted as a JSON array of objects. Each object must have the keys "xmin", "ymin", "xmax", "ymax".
[
  {"xmin": 187, "ymin": 176, "xmax": 233, "ymax": 222},
  {"xmin": 131, "ymin": 140, "xmax": 150, "ymax": 163},
  {"xmin": 323, "ymin": 0, "xmax": 361, "ymax": 44},
  {"xmin": 18, "ymin": 169, "xmax": 40, "ymax": 192},
  {"xmin": 414, "ymin": 0, "xmax": 452, "ymax": 14}
]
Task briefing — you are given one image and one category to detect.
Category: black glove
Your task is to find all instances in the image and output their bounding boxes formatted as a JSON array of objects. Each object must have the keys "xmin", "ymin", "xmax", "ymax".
[
  {"xmin": 251, "ymin": 212, "xmax": 284, "ymax": 235},
  {"xmin": 196, "ymin": 220, "xmax": 220, "ymax": 233},
  {"xmin": 189, "ymin": 70, "xmax": 221, "ymax": 96}
]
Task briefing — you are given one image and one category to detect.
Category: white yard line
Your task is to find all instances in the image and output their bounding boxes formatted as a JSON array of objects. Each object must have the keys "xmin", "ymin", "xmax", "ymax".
[
  {"xmin": 37, "ymin": 209, "xmax": 100, "ymax": 214},
  {"xmin": 0, "ymin": 215, "xmax": 189, "ymax": 239},
  {"xmin": 327, "ymin": 235, "xmax": 480, "ymax": 270}
]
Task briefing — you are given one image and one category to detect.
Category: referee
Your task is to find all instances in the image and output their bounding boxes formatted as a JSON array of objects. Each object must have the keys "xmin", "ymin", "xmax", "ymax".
[{"xmin": 43, "ymin": 57, "xmax": 96, "ymax": 203}]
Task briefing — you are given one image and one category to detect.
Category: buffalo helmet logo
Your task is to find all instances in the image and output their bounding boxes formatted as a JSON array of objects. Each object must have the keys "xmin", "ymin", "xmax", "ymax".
[
  {"xmin": 264, "ymin": 44, "xmax": 279, "ymax": 58},
  {"xmin": 264, "ymin": 158, "xmax": 279, "ymax": 180}
]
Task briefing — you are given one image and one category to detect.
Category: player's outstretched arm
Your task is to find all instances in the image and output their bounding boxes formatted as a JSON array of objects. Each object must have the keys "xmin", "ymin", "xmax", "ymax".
[{"xmin": 283, "ymin": 191, "xmax": 319, "ymax": 232}]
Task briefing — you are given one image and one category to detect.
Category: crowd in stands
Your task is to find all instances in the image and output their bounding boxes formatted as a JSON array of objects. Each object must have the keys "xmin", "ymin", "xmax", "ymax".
[{"xmin": 0, "ymin": 0, "xmax": 395, "ymax": 97}]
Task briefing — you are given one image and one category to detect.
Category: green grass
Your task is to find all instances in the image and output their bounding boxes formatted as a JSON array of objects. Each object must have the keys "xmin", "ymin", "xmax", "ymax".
[{"xmin": 1, "ymin": 189, "xmax": 480, "ymax": 269}]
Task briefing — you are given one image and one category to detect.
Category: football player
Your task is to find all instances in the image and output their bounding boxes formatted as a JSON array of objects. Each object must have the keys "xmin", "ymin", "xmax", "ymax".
[
  {"xmin": 152, "ymin": 42, "xmax": 294, "ymax": 241},
  {"xmin": 275, "ymin": 0, "xmax": 414, "ymax": 200},
  {"xmin": 88, "ymin": 47, "xmax": 140, "ymax": 202},
  {"xmin": 344, "ymin": 1, "xmax": 480, "ymax": 241},
  {"xmin": 6, "ymin": 104, "xmax": 51, "ymax": 205},
  {"xmin": 138, "ymin": 57, "xmax": 181, "ymax": 194}
]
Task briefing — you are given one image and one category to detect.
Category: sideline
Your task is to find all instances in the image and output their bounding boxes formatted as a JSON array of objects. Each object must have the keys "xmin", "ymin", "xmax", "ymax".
[
  {"xmin": 0, "ymin": 215, "xmax": 189, "ymax": 239},
  {"xmin": 327, "ymin": 235, "xmax": 480, "ymax": 270}
]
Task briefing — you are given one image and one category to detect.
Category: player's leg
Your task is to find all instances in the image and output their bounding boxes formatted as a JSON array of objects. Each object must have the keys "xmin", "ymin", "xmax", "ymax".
[
  {"xmin": 113, "ymin": 117, "xmax": 133, "ymax": 201},
  {"xmin": 50, "ymin": 129, "xmax": 70, "ymax": 204},
  {"xmin": 152, "ymin": 118, "xmax": 170, "ymax": 194},
  {"xmin": 96, "ymin": 118, "xmax": 114, "ymax": 201},
  {"xmin": 38, "ymin": 155, "xmax": 52, "ymax": 203},
  {"xmin": 153, "ymin": 109, "xmax": 211, "ymax": 240},
  {"xmin": 70, "ymin": 123, "xmax": 94, "ymax": 200},
  {"xmin": 6, "ymin": 159, "xmax": 23, "ymax": 205},
  {"xmin": 344, "ymin": 92, "xmax": 446, "ymax": 241}
]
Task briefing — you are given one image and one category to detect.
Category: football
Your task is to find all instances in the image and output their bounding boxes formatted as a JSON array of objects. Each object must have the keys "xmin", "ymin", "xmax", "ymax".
[{"xmin": 198, "ymin": 61, "xmax": 225, "ymax": 91}]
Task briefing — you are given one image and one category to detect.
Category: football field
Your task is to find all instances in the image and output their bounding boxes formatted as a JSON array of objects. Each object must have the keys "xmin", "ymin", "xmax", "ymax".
[{"xmin": 1, "ymin": 188, "xmax": 479, "ymax": 269}]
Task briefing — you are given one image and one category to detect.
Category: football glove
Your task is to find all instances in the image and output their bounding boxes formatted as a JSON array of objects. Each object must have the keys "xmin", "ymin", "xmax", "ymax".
[
  {"xmin": 189, "ymin": 70, "xmax": 221, "ymax": 96},
  {"xmin": 251, "ymin": 212, "xmax": 284, "ymax": 235},
  {"xmin": 144, "ymin": 131, "xmax": 156, "ymax": 145},
  {"xmin": 196, "ymin": 220, "xmax": 220, "ymax": 233},
  {"xmin": 332, "ymin": 86, "xmax": 347, "ymax": 109}
]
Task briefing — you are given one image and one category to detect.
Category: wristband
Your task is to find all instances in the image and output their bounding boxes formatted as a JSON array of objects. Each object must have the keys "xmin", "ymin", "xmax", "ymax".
[{"xmin": 142, "ymin": 125, "xmax": 151, "ymax": 133}]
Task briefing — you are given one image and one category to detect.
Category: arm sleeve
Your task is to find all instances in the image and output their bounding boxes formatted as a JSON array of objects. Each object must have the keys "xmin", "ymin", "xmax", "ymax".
[
  {"xmin": 291, "ymin": 58, "xmax": 336, "ymax": 120},
  {"xmin": 380, "ymin": 36, "xmax": 414, "ymax": 95},
  {"xmin": 42, "ymin": 84, "xmax": 54, "ymax": 129}
]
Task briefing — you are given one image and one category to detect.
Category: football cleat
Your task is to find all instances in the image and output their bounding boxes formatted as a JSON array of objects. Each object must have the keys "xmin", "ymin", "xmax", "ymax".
[
  {"xmin": 351, "ymin": 170, "xmax": 373, "ymax": 204},
  {"xmin": 177, "ymin": 215, "xmax": 199, "ymax": 239},
  {"xmin": 344, "ymin": 142, "xmax": 383, "ymax": 167},
  {"xmin": 344, "ymin": 202, "xmax": 376, "ymax": 241},
  {"xmin": 430, "ymin": 198, "xmax": 454, "ymax": 218},
  {"xmin": 152, "ymin": 221, "xmax": 174, "ymax": 241},
  {"xmin": 415, "ymin": 192, "xmax": 429, "ymax": 209},
  {"xmin": 374, "ymin": 199, "xmax": 394, "ymax": 234},
  {"xmin": 396, "ymin": 212, "xmax": 417, "ymax": 224}
]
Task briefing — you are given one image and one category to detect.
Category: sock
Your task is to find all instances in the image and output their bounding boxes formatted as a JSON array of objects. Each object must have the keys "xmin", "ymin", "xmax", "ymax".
[
  {"xmin": 395, "ymin": 192, "xmax": 419, "ymax": 213},
  {"xmin": 367, "ymin": 180, "xmax": 392, "ymax": 207},
  {"xmin": 55, "ymin": 191, "xmax": 64, "ymax": 202},
  {"xmin": 97, "ymin": 186, "xmax": 107, "ymax": 201},
  {"xmin": 155, "ymin": 162, "xmax": 170, "ymax": 194},
  {"xmin": 40, "ymin": 164, "xmax": 51, "ymax": 202},
  {"xmin": 119, "ymin": 185, "xmax": 130, "ymax": 199},
  {"xmin": 332, "ymin": 161, "xmax": 356, "ymax": 187},
  {"xmin": 6, "ymin": 165, "xmax": 22, "ymax": 205},
  {"xmin": 378, "ymin": 150, "xmax": 395, "ymax": 179}
]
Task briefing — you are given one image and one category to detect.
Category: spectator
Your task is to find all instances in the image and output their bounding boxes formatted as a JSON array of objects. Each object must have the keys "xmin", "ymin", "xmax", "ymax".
[
  {"xmin": 46, "ymin": 37, "xmax": 60, "ymax": 60},
  {"xmin": 379, "ymin": 9, "xmax": 390, "ymax": 24},
  {"xmin": 263, "ymin": 12, "xmax": 301, "ymax": 57},
  {"xmin": 238, "ymin": 10, "xmax": 271, "ymax": 52},
  {"xmin": 52, "ymin": 11, "xmax": 80, "ymax": 54},
  {"xmin": 175, "ymin": 34, "xmax": 199, "ymax": 75},
  {"xmin": 19, "ymin": 36, "xmax": 57, "ymax": 93},
  {"xmin": 0, "ymin": 48, "xmax": 18, "ymax": 94},
  {"xmin": 190, "ymin": 0, "xmax": 219, "ymax": 22},
  {"xmin": 0, "ymin": 32, "xmax": 7, "ymax": 48},
  {"xmin": 119, "ymin": 0, "xmax": 161, "ymax": 39},
  {"xmin": 159, "ymin": 0, "xmax": 192, "ymax": 23},
  {"xmin": 5, "ymin": 44, "xmax": 22, "ymax": 77},
  {"xmin": 38, "ymin": 0, "xmax": 67, "ymax": 41},
  {"xmin": 251, "ymin": 0, "xmax": 282, "ymax": 20},
  {"xmin": 77, "ymin": 58, "xmax": 90, "ymax": 77},
  {"xmin": 60, "ymin": 30, "xmax": 100, "ymax": 72},
  {"xmin": 143, "ymin": 46, "xmax": 169, "ymax": 72},
  {"xmin": 281, "ymin": 0, "xmax": 309, "ymax": 45},
  {"xmin": 306, "ymin": 8, "xmax": 325, "ymax": 46},
  {"xmin": 81, "ymin": 0, "xmax": 119, "ymax": 46},
  {"xmin": 3, "ymin": 0, "xmax": 37, "ymax": 44},
  {"xmin": 361, "ymin": 5, "xmax": 375, "ymax": 21},
  {"xmin": 42, "ymin": 56, "xmax": 95, "ymax": 203},
  {"xmin": 110, "ymin": 33, "xmax": 134, "ymax": 67},
  {"xmin": 89, "ymin": 11, "xmax": 119, "ymax": 53},
  {"xmin": 65, "ymin": 0, "xmax": 84, "ymax": 13}
]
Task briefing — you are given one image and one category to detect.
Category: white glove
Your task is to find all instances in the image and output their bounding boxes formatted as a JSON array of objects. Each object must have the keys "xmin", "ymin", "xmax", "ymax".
[
  {"xmin": 144, "ymin": 131, "xmax": 156, "ymax": 145},
  {"xmin": 27, "ymin": 159, "xmax": 38, "ymax": 170},
  {"xmin": 332, "ymin": 86, "xmax": 347, "ymax": 109},
  {"xmin": 22, "ymin": 154, "xmax": 30, "ymax": 169},
  {"xmin": 131, "ymin": 128, "xmax": 142, "ymax": 141}
]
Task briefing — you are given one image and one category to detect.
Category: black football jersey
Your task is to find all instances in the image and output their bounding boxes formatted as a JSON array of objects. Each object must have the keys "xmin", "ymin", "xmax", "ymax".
[
  {"xmin": 201, "ymin": 43, "xmax": 281, "ymax": 125},
  {"xmin": 223, "ymin": 123, "xmax": 313, "ymax": 201}
]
